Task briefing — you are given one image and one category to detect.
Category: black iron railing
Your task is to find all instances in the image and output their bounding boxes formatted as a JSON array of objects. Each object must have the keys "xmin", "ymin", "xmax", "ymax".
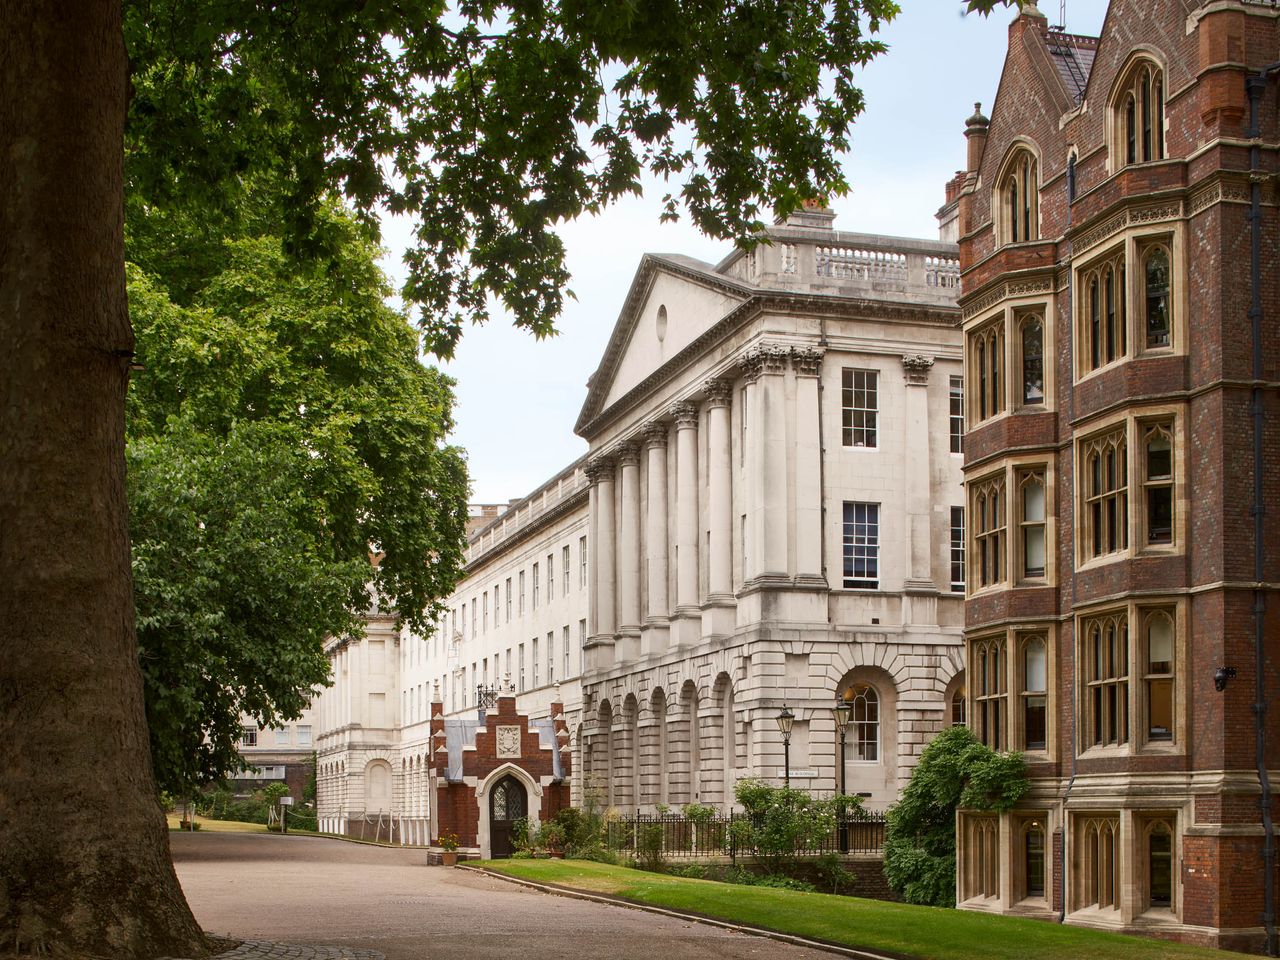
[{"xmin": 604, "ymin": 810, "xmax": 886, "ymax": 860}]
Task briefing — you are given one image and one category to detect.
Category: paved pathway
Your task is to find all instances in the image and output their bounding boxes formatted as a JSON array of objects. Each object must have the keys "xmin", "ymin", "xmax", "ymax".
[{"xmin": 171, "ymin": 832, "xmax": 836, "ymax": 960}]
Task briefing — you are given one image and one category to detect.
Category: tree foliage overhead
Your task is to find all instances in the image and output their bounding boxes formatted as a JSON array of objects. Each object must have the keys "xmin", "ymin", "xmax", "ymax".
[
  {"xmin": 126, "ymin": 200, "xmax": 469, "ymax": 795},
  {"xmin": 883, "ymin": 726, "xmax": 1029, "ymax": 908},
  {"xmin": 123, "ymin": 0, "xmax": 899, "ymax": 357}
]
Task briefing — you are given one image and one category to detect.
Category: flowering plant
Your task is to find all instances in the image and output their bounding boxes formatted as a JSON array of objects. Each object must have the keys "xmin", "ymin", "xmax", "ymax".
[{"xmin": 438, "ymin": 832, "xmax": 460, "ymax": 851}]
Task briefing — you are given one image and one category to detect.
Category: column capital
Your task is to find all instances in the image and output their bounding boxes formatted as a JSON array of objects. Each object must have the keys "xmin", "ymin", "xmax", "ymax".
[
  {"xmin": 703, "ymin": 378, "xmax": 734, "ymax": 407},
  {"xmin": 642, "ymin": 421, "xmax": 669, "ymax": 448},
  {"xmin": 790, "ymin": 346, "xmax": 825, "ymax": 377},
  {"xmin": 741, "ymin": 342, "xmax": 790, "ymax": 383},
  {"xmin": 670, "ymin": 401, "xmax": 699, "ymax": 427},
  {"xmin": 585, "ymin": 455, "xmax": 615, "ymax": 483},
  {"xmin": 616, "ymin": 440, "xmax": 642, "ymax": 466},
  {"xmin": 901, "ymin": 354, "xmax": 935, "ymax": 386}
]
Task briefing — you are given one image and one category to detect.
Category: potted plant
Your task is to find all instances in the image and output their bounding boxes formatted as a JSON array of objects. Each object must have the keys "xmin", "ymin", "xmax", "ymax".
[
  {"xmin": 536, "ymin": 821, "xmax": 566, "ymax": 859},
  {"xmin": 438, "ymin": 832, "xmax": 460, "ymax": 866}
]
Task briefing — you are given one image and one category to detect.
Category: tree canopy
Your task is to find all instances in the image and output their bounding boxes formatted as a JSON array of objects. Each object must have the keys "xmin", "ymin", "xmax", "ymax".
[
  {"xmin": 123, "ymin": 0, "xmax": 900, "ymax": 357},
  {"xmin": 882, "ymin": 726, "xmax": 1029, "ymax": 907},
  {"xmin": 126, "ymin": 199, "xmax": 469, "ymax": 795}
]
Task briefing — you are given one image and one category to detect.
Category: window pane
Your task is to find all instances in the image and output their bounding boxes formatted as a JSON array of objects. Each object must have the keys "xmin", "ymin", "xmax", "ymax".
[
  {"xmin": 1149, "ymin": 829, "xmax": 1173, "ymax": 907},
  {"xmin": 1145, "ymin": 248, "xmax": 1171, "ymax": 347},
  {"xmin": 1026, "ymin": 828, "xmax": 1046, "ymax": 898},
  {"xmin": 1024, "ymin": 696, "xmax": 1047, "ymax": 751},
  {"xmin": 1022, "ymin": 319, "xmax": 1044, "ymax": 404},
  {"xmin": 1025, "ymin": 639, "xmax": 1047, "ymax": 692},
  {"xmin": 1148, "ymin": 616, "xmax": 1174, "ymax": 672}
]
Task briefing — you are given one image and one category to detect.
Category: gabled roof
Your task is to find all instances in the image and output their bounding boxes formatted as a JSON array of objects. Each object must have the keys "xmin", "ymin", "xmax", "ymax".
[
  {"xmin": 573, "ymin": 253, "xmax": 754, "ymax": 436},
  {"xmin": 1045, "ymin": 30, "xmax": 1099, "ymax": 105}
]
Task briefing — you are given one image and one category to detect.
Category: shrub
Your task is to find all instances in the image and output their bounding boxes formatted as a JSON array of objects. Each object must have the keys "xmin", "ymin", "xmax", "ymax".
[
  {"xmin": 681, "ymin": 802, "xmax": 717, "ymax": 823},
  {"xmin": 813, "ymin": 852, "xmax": 853, "ymax": 895},
  {"xmin": 635, "ymin": 823, "xmax": 665, "ymax": 872},
  {"xmin": 669, "ymin": 864, "xmax": 707, "ymax": 880},
  {"xmin": 883, "ymin": 725, "xmax": 1029, "ymax": 907},
  {"xmin": 732, "ymin": 778, "xmax": 845, "ymax": 875}
]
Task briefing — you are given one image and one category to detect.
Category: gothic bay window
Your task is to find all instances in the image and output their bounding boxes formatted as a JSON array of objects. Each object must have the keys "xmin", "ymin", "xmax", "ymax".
[
  {"xmin": 843, "ymin": 502, "xmax": 880, "ymax": 589},
  {"xmin": 973, "ymin": 323, "xmax": 1004, "ymax": 422},
  {"xmin": 1144, "ymin": 610, "xmax": 1175, "ymax": 742},
  {"xmin": 1085, "ymin": 613, "xmax": 1129, "ymax": 748},
  {"xmin": 950, "ymin": 376, "xmax": 965, "ymax": 453},
  {"xmin": 975, "ymin": 637, "xmax": 1007, "ymax": 750},
  {"xmin": 1020, "ymin": 315, "xmax": 1044, "ymax": 405},
  {"xmin": 1083, "ymin": 252, "xmax": 1127, "ymax": 372},
  {"xmin": 1019, "ymin": 471, "xmax": 1047, "ymax": 580},
  {"xmin": 1143, "ymin": 243, "xmax": 1172, "ymax": 348},
  {"xmin": 1084, "ymin": 431, "xmax": 1128, "ymax": 559},
  {"xmin": 973, "ymin": 476, "xmax": 1006, "ymax": 588},
  {"xmin": 1143, "ymin": 422, "xmax": 1174, "ymax": 545},
  {"xmin": 842, "ymin": 368, "xmax": 878, "ymax": 448},
  {"xmin": 1021, "ymin": 635, "xmax": 1048, "ymax": 751}
]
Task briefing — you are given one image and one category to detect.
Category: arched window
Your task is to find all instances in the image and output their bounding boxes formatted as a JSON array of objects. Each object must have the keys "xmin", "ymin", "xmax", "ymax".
[
  {"xmin": 848, "ymin": 684, "xmax": 880, "ymax": 762},
  {"xmin": 1147, "ymin": 819, "xmax": 1175, "ymax": 910},
  {"xmin": 1000, "ymin": 149, "xmax": 1039, "ymax": 245},
  {"xmin": 971, "ymin": 322, "xmax": 1004, "ymax": 423},
  {"xmin": 975, "ymin": 637, "xmax": 1007, "ymax": 750},
  {"xmin": 1084, "ymin": 613, "xmax": 1130, "ymax": 748},
  {"xmin": 1020, "ymin": 315, "xmax": 1044, "ymax": 405},
  {"xmin": 1143, "ymin": 244, "xmax": 1171, "ymax": 348},
  {"xmin": 1023, "ymin": 820, "xmax": 1046, "ymax": 900},
  {"xmin": 1083, "ymin": 430, "xmax": 1128, "ymax": 558},
  {"xmin": 1144, "ymin": 610, "xmax": 1175, "ymax": 742},
  {"xmin": 952, "ymin": 687, "xmax": 967, "ymax": 727},
  {"xmin": 1143, "ymin": 421, "xmax": 1174, "ymax": 545},
  {"xmin": 1019, "ymin": 471, "xmax": 1046, "ymax": 580},
  {"xmin": 1081, "ymin": 250, "xmax": 1127, "ymax": 373},
  {"xmin": 1020, "ymin": 635, "xmax": 1048, "ymax": 751},
  {"xmin": 1114, "ymin": 60, "xmax": 1166, "ymax": 168},
  {"xmin": 973, "ymin": 474, "xmax": 1006, "ymax": 588}
]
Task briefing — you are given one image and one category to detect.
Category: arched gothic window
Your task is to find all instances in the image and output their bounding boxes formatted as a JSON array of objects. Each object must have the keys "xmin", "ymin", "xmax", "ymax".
[
  {"xmin": 1083, "ymin": 430, "xmax": 1128, "ymax": 559},
  {"xmin": 1020, "ymin": 315, "xmax": 1044, "ymax": 405},
  {"xmin": 1000, "ymin": 149, "xmax": 1039, "ymax": 245},
  {"xmin": 1115, "ymin": 60, "xmax": 1165, "ymax": 167},
  {"xmin": 1143, "ymin": 243, "xmax": 1172, "ymax": 348}
]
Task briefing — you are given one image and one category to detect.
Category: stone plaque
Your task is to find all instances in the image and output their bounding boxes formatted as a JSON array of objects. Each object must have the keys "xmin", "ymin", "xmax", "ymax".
[{"xmin": 495, "ymin": 725, "xmax": 522, "ymax": 759}]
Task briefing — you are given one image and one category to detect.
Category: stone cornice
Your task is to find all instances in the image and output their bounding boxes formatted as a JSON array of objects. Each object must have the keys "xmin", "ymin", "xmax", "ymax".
[
  {"xmin": 463, "ymin": 483, "xmax": 589, "ymax": 577},
  {"xmin": 576, "ymin": 288, "xmax": 960, "ymax": 439}
]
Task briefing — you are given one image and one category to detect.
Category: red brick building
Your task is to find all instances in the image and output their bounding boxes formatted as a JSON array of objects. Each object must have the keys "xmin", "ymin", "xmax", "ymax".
[
  {"xmin": 952, "ymin": 0, "xmax": 1280, "ymax": 951},
  {"xmin": 427, "ymin": 688, "xmax": 571, "ymax": 861}
]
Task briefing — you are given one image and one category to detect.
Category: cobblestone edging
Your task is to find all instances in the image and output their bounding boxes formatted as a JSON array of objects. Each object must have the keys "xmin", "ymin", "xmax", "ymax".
[{"xmin": 165, "ymin": 939, "xmax": 385, "ymax": 960}]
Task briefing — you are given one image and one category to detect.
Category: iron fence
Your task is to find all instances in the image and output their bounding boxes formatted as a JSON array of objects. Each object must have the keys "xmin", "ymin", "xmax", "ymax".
[{"xmin": 604, "ymin": 810, "xmax": 886, "ymax": 860}]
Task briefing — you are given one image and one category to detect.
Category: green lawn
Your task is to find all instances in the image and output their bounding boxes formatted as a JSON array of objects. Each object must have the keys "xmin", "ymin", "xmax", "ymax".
[
  {"xmin": 479, "ymin": 859, "xmax": 1235, "ymax": 960},
  {"xmin": 167, "ymin": 815, "xmax": 268, "ymax": 833}
]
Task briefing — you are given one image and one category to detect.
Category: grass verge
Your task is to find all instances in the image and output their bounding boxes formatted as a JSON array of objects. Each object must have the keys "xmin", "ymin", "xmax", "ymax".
[{"xmin": 479, "ymin": 859, "xmax": 1235, "ymax": 960}]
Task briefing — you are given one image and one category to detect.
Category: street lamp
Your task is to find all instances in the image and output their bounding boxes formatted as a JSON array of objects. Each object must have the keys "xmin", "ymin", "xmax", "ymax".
[
  {"xmin": 776, "ymin": 704, "xmax": 795, "ymax": 788},
  {"xmin": 832, "ymin": 699, "xmax": 852, "ymax": 852}
]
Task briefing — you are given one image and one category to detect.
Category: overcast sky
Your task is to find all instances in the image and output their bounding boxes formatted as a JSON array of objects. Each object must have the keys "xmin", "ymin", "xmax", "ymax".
[{"xmin": 379, "ymin": 0, "xmax": 1110, "ymax": 504}]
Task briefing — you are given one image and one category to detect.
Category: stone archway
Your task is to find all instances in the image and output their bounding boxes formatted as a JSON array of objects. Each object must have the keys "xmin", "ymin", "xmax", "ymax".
[{"xmin": 475, "ymin": 763, "xmax": 543, "ymax": 860}]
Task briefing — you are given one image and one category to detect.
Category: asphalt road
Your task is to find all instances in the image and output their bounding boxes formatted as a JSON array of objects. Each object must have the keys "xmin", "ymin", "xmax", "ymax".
[{"xmin": 170, "ymin": 832, "xmax": 836, "ymax": 960}]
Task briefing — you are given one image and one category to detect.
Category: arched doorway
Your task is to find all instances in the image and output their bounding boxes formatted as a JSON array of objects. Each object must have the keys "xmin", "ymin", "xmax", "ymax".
[{"xmin": 488, "ymin": 774, "xmax": 528, "ymax": 858}]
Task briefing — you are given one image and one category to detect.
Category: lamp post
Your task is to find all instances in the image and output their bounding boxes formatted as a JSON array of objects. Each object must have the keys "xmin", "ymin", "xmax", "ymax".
[
  {"xmin": 832, "ymin": 700, "xmax": 852, "ymax": 853},
  {"xmin": 776, "ymin": 704, "xmax": 795, "ymax": 788}
]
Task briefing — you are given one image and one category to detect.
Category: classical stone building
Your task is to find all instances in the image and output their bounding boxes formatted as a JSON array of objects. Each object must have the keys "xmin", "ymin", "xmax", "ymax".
[
  {"xmin": 575, "ymin": 205, "xmax": 966, "ymax": 813},
  {"xmin": 952, "ymin": 1, "xmax": 1280, "ymax": 951},
  {"xmin": 314, "ymin": 204, "xmax": 968, "ymax": 847},
  {"xmin": 314, "ymin": 462, "xmax": 589, "ymax": 840}
]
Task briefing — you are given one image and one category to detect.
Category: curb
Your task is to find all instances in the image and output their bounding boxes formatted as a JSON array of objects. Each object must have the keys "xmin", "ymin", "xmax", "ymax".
[{"xmin": 459, "ymin": 865, "xmax": 913, "ymax": 960}]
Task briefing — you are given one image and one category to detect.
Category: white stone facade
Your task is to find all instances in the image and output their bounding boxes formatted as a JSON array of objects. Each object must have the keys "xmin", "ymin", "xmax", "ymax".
[
  {"xmin": 577, "ymin": 207, "xmax": 966, "ymax": 812},
  {"xmin": 315, "ymin": 205, "xmax": 967, "ymax": 835}
]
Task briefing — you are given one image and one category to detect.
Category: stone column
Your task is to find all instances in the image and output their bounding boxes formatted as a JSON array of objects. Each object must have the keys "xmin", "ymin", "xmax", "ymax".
[
  {"xmin": 641, "ymin": 422, "xmax": 671, "ymax": 657},
  {"xmin": 672, "ymin": 401, "xmax": 701, "ymax": 646},
  {"xmin": 586, "ymin": 456, "xmax": 617, "ymax": 670},
  {"xmin": 703, "ymin": 379, "xmax": 736, "ymax": 636},
  {"xmin": 746, "ymin": 345, "xmax": 790, "ymax": 585},
  {"xmin": 901, "ymin": 355, "xmax": 938, "ymax": 623},
  {"xmin": 616, "ymin": 441, "xmax": 642, "ymax": 662},
  {"xmin": 792, "ymin": 347, "xmax": 826, "ymax": 588}
]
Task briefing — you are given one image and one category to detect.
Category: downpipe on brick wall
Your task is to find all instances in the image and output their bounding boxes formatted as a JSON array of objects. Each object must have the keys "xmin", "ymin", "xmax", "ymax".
[
  {"xmin": 1059, "ymin": 154, "xmax": 1078, "ymax": 927},
  {"xmin": 1246, "ymin": 62, "xmax": 1280, "ymax": 959}
]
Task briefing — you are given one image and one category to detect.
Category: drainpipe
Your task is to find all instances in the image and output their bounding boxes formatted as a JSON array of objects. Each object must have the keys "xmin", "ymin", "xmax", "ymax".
[
  {"xmin": 1058, "ymin": 163, "xmax": 1078, "ymax": 926},
  {"xmin": 1246, "ymin": 63, "xmax": 1280, "ymax": 959}
]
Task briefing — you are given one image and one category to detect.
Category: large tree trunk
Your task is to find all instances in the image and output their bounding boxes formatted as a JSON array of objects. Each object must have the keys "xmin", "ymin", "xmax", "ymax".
[{"xmin": 0, "ymin": 3, "xmax": 208, "ymax": 957}]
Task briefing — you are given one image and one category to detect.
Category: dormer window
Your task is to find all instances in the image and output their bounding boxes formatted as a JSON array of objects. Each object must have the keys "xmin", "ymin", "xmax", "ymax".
[
  {"xmin": 1000, "ymin": 149, "xmax": 1039, "ymax": 245},
  {"xmin": 1113, "ymin": 59, "xmax": 1165, "ymax": 168}
]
